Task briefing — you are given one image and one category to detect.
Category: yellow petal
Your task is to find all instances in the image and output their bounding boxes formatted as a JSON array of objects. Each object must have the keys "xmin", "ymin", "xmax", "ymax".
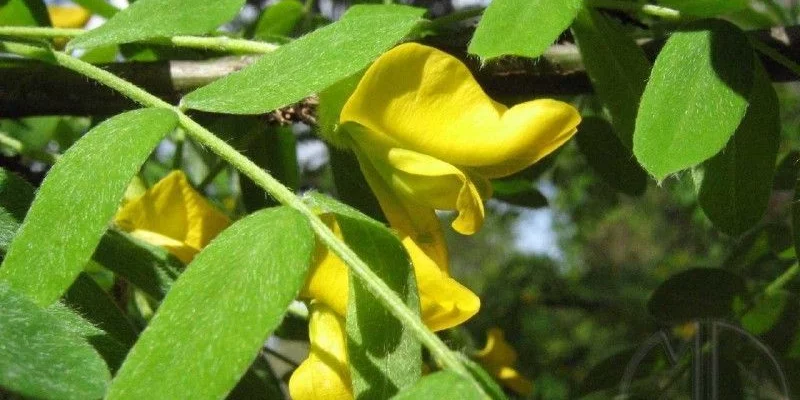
[
  {"xmin": 126, "ymin": 230, "xmax": 199, "ymax": 265},
  {"xmin": 475, "ymin": 328, "xmax": 518, "ymax": 367},
  {"xmin": 352, "ymin": 144, "xmax": 449, "ymax": 271},
  {"xmin": 300, "ymin": 214, "xmax": 349, "ymax": 315},
  {"xmin": 48, "ymin": 6, "xmax": 91, "ymax": 28},
  {"xmin": 357, "ymin": 151, "xmax": 480, "ymax": 330},
  {"xmin": 349, "ymin": 126, "xmax": 490, "ymax": 234},
  {"xmin": 340, "ymin": 43, "xmax": 581, "ymax": 178},
  {"xmin": 408, "ymin": 236, "xmax": 480, "ymax": 331},
  {"xmin": 475, "ymin": 328, "xmax": 534, "ymax": 397},
  {"xmin": 115, "ymin": 171, "xmax": 230, "ymax": 263},
  {"xmin": 289, "ymin": 303, "xmax": 353, "ymax": 400},
  {"xmin": 495, "ymin": 366, "xmax": 534, "ymax": 397}
]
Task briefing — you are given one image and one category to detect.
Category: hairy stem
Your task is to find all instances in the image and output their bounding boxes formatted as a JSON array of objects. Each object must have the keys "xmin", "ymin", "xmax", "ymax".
[
  {"xmin": 587, "ymin": 0, "xmax": 682, "ymax": 20},
  {"xmin": 0, "ymin": 26, "xmax": 278, "ymax": 54}
]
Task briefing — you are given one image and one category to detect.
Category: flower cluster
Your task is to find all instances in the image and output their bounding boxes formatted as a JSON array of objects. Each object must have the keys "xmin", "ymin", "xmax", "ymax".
[{"xmin": 290, "ymin": 43, "xmax": 579, "ymax": 399}]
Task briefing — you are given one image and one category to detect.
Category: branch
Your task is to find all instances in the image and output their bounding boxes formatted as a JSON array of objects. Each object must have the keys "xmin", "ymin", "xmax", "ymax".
[{"xmin": 1, "ymin": 26, "xmax": 798, "ymax": 117}]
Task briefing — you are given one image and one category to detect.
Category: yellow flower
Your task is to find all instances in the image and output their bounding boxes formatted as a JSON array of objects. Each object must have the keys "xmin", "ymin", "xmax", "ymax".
[
  {"xmin": 474, "ymin": 328, "xmax": 534, "ymax": 396},
  {"xmin": 48, "ymin": 6, "xmax": 91, "ymax": 29},
  {"xmin": 288, "ymin": 302, "xmax": 353, "ymax": 400},
  {"xmin": 115, "ymin": 171, "xmax": 230, "ymax": 263},
  {"xmin": 340, "ymin": 42, "xmax": 581, "ymax": 236},
  {"xmin": 301, "ymin": 213, "xmax": 480, "ymax": 333},
  {"xmin": 291, "ymin": 43, "xmax": 579, "ymax": 399}
]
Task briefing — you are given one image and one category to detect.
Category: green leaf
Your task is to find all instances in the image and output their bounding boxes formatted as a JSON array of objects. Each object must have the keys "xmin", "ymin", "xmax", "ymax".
[
  {"xmin": 92, "ymin": 229, "xmax": 181, "ymax": 301},
  {"xmin": 72, "ymin": 0, "xmax": 119, "ymax": 19},
  {"xmin": 0, "ymin": 108, "xmax": 178, "ymax": 307},
  {"xmin": 576, "ymin": 117, "xmax": 648, "ymax": 196},
  {"xmin": 66, "ymin": 0, "xmax": 245, "ymax": 50},
  {"xmin": 694, "ymin": 63, "xmax": 780, "ymax": 236},
  {"xmin": 658, "ymin": 0, "xmax": 749, "ymax": 17},
  {"xmin": 633, "ymin": 20, "xmax": 754, "ymax": 181},
  {"xmin": 306, "ymin": 193, "xmax": 421, "ymax": 399},
  {"xmin": 468, "ymin": 0, "xmax": 582, "ymax": 60},
  {"xmin": 318, "ymin": 71, "xmax": 364, "ymax": 148},
  {"xmin": 794, "ymin": 175, "xmax": 800, "ymax": 260},
  {"xmin": 0, "ymin": 168, "xmax": 35, "ymax": 253},
  {"xmin": 391, "ymin": 371, "xmax": 483, "ymax": 400},
  {"xmin": 459, "ymin": 356, "xmax": 508, "ymax": 400},
  {"xmin": 330, "ymin": 147, "xmax": 386, "ymax": 222},
  {"xmin": 571, "ymin": 8, "xmax": 650, "ymax": 147},
  {"xmin": 106, "ymin": 206, "xmax": 314, "ymax": 400},
  {"xmin": 48, "ymin": 301, "xmax": 130, "ymax": 373},
  {"xmin": 183, "ymin": 4, "xmax": 426, "ymax": 114},
  {"xmin": 741, "ymin": 292, "xmax": 789, "ymax": 336},
  {"xmin": 252, "ymin": 0, "xmax": 305, "ymax": 41},
  {"xmin": 228, "ymin": 355, "xmax": 284, "ymax": 400},
  {"xmin": 239, "ymin": 125, "xmax": 299, "ymax": 211},
  {"xmin": 491, "ymin": 179, "xmax": 549, "ymax": 209},
  {"xmin": 0, "ymin": 0, "xmax": 50, "ymax": 26},
  {"xmin": 64, "ymin": 272, "xmax": 139, "ymax": 347},
  {"xmin": 647, "ymin": 268, "xmax": 746, "ymax": 323},
  {"xmin": 0, "ymin": 283, "xmax": 110, "ymax": 400}
]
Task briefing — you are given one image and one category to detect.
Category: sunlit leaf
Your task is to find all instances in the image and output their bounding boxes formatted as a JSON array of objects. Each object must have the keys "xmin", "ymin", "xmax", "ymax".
[
  {"xmin": 0, "ymin": 108, "xmax": 178, "ymax": 307},
  {"xmin": 0, "ymin": 168, "xmax": 34, "ymax": 253},
  {"xmin": 307, "ymin": 193, "xmax": 421, "ymax": 399},
  {"xmin": 183, "ymin": 5, "xmax": 425, "ymax": 114},
  {"xmin": 107, "ymin": 206, "xmax": 314, "ymax": 400},
  {"xmin": 252, "ymin": 0, "xmax": 304, "ymax": 40},
  {"xmin": 469, "ymin": 0, "xmax": 582, "ymax": 59},
  {"xmin": 391, "ymin": 371, "xmax": 483, "ymax": 400},
  {"xmin": 0, "ymin": 0, "xmax": 50, "ymax": 26},
  {"xmin": 633, "ymin": 20, "xmax": 753, "ymax": 181},
  {"xmin": 67, "ymin": 0, "xmax": 245, "ymax": 50},
  {"xmin": 0, "ymin": 283, "xmax": 110, "ymax": 400}
]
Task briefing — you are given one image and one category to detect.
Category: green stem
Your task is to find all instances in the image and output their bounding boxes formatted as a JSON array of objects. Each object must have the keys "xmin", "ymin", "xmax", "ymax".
[
  {"xmin": 749, "ymin": 36, "xmax": 800, "ymax": 79},
  {"xmin": 0, "ymin": 26, "xmax": 278, "ymax": 54},
  {"xmin": 427, "ymin": 7, "xmax": 484, "ymax": 31},
  {"xmin": 263, "ymin": 347, "xmax": 299, "ymax": 368},
  {"xmin": 198, "ymin": 159, "xmax": 226, "ymax": 189},
  {"xmin": 4, "ymin": 42, "xmax": 481, "ymax": 395},
  {"xmin": 0, "ymin": 131, "xmax": 60, "ymax": 164},
  {"xmin": 587, "ymin": 0, "xmax": 682, "ymax": 20},
  {"xmin": 765, "ymin": 263, "xmax": 800, "ymax": 295}
]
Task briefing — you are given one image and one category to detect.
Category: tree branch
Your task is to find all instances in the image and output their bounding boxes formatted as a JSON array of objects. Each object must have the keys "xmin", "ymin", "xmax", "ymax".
[{"xmin": 2, "ymin": 26, "xmax": 798, "ymax": 117}]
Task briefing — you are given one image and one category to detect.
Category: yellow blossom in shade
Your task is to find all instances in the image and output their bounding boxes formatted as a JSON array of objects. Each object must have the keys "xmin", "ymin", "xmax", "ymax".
[
  {"xmin": 300, "ymin": 211, "xmax": 479, "ymax": 333},
  {"xmin": 47, "ymin": 6, "xmax": 91, "ymax": 28},
  {"xmin": 288, "ymin": 302, "xmax": 353, "ymax": 400},
  {"xmin": 474, "ymin": 328, "xmax": 534, "ymax": 397},
  {"xmin": 115, "ymin": 171, "xmax": 230, "ymax": 263}
]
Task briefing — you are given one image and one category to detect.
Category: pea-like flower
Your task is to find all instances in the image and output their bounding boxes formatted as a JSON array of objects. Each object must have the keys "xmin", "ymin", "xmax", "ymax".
[
  {"xmin": 115, "ymin": 171, "xmax": 230, "ymax": 263},
  {"xmin": 290, "ymin": 43, "xmax": 579, "ymax": 399},
  {"xmin": 474, "ymin": 328, "xmax": 534, "ymax": 396}
]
